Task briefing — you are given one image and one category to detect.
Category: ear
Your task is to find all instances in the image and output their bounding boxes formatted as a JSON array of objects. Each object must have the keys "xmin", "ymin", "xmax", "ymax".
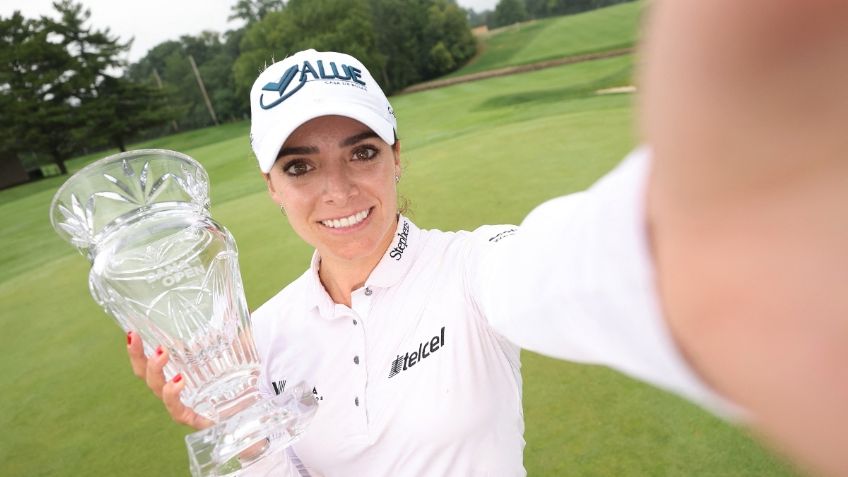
[
  {"xmin": 262, "ymin": 172, "xmax": 283, "ymax": 205},
  {"xmin": 392, "ymin": 140, "xmax": 402, "ymax": 175}
]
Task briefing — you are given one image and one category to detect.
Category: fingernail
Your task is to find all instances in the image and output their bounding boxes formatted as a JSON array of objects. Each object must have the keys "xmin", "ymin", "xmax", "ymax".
[
  {"xmin": 173, "ymin": 374, "xmax": 182, "ymax": 383},
  {"xmin": 156, "ymin": 345, "xmax": 163, "ymax": 356},
  {"xmin": 126, "ymin": 332, "xmax": 132, "ymax": 346}
]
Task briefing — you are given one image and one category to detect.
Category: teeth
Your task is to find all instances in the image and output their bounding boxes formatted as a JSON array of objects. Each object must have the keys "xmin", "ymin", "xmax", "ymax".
[{"xmin": 321, "ymin": 209, "xmax": 370, "ymax": 229}]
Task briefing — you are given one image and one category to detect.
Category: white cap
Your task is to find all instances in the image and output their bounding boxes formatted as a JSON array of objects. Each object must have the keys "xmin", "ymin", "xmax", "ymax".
[{"xmin": 249, "ymin": 49, "xmax": 397, "ymax": 173}]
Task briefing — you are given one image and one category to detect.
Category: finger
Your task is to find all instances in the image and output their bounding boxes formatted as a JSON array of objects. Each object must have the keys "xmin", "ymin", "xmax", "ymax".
[
  {"xmin": 163, "ymin": 374, "xmax": 213, "ymax": 430},
  {"xmin": 145, "ymin": 345, "xmax": 168, "ymax": 399},
  {"xmin": 126, "ymin": 331, "xmax": 147, "ymax": 379}
]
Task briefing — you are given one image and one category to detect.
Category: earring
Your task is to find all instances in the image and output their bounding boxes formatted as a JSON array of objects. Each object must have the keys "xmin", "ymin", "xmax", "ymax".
[
  {"xmin": 395, "ymin": 175, "xmax": 400, "ymax": 183},
  {"xmin": 279, "ymin": 204, "xmax": 287, "ymax": 216}
]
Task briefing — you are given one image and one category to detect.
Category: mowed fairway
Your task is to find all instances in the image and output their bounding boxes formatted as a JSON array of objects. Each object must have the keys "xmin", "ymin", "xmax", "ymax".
[
  {"xmin": 450, "ymin": 1, "xmax": 642, "ymax": 78},
  {"xmin": 0, "ymin": 55, "xmax": 798, "ymax": 476}
]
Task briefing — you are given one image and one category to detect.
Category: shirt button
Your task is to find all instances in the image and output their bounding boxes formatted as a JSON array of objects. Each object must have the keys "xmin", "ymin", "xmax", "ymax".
[
  {"xmin": 353, "ymin": 355, "xmax": 359, "ymax": 365},
  {"xmin": 354, "ymin": 397, "xmax": 360, "ymax": 406},
  {"xmin": 352, "ymin": 319, "xmax": 357, "ymax": 326},
  {"xmin": 364, "ymin": 287, "xmax": 373, "ymax": 296}
]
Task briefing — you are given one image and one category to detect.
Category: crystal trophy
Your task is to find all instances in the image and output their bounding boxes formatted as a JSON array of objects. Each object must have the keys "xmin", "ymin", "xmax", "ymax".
[{"xmin": 50, "ymin": 149, "xmax": 317, "ymax": 476}]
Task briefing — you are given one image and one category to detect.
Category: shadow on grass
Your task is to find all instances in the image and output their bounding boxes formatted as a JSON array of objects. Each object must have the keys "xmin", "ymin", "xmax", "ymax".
[{"xmin": 471, "ymin": 65, "xmax": 633, "ymax": 111}]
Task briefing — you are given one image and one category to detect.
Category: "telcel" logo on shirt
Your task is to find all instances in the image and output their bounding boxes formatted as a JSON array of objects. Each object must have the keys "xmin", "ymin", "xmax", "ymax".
[{"xmin": 388, "ymin": 326, "xmax": 445, "ymax": 378}]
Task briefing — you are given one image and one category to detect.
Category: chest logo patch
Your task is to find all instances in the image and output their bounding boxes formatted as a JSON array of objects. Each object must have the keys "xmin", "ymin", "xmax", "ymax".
[{"xmin": 388, "ymin": 326, "xmax": 445, "ymax": 378}]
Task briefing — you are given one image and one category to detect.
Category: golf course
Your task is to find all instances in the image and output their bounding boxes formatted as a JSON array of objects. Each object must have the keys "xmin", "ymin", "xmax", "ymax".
[{"xmin": 0, "ymin": 3, "xmax": 800, "ymax": 476}]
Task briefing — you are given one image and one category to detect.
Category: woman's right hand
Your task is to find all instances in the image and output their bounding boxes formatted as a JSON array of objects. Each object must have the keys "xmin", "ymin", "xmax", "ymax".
[{"xmin": 126, "ymin": 331, "xmax": 213, "ymax": 430}]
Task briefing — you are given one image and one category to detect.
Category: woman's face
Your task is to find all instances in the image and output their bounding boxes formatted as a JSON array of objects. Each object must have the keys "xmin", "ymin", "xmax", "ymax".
[{"xmin": 265, "ymin": 115, "xmax": 401, "ymax": 264}]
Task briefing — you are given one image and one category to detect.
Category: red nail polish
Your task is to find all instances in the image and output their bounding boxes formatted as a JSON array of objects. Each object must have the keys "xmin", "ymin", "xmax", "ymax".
[
  {"xmin": 127, "ymin": 332, "xmax": 132, "ymax": 345},
  {"xmin": 156, "ymin": 345, "xmax": 163, "ymax": 356},
  {"xmin": 173, "ymin": 374, "xmax": 182, "ymax": 383}
]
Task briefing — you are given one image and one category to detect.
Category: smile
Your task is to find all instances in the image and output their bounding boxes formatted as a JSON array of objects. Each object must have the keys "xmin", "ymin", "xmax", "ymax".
[{"xmin": 320, "ymin": 208, "xmax": 371, "ymax": 229}]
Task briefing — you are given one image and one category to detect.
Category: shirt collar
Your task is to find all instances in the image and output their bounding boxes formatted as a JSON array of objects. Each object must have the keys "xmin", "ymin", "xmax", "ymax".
[
  {"xmin": 366, "ymin": 215, "xmax": 421, "ymax": 288},
  {"xmin": 305, "ymin": 215, "xmax": 422, "ymax": 317},
  {"xmin": 307, "ymin": 251, "xmax": 335, "ymax": 318}
]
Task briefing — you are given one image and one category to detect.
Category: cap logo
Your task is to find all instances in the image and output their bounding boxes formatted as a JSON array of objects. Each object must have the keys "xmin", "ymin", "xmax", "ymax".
[{"xmin": 259, "ymin": 59, "xmax": 367, "ymax": 110}]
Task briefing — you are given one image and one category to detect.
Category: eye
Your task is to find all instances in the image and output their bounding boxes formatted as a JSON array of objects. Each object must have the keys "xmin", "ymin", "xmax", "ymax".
[
  {"xmin": 282, "ymin": 160, "xmax": 314, "ymax": 177},
  {"xmin": 352, "ymin": 146, "xmax": 378, "ymax": 161}
]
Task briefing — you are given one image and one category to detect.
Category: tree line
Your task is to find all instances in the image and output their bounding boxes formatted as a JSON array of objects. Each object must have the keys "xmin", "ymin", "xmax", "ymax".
[
  {"xmin": 0, "ymin": 0, "xmax": 475, "ymax": 178},
  {"xmin": 1, "ymin": 0, "xmax": 628, "ymax": 181},
  {"xmin": 475, "ymin": 0, "xmax": 636, "ymax": 30},
  {"xmin": 0, "ymin": 1, "xmax": 175, "ymax": 175},
  {"xmin": 128, "ymin": 0, "xmax": 477, "ymax": 132}
]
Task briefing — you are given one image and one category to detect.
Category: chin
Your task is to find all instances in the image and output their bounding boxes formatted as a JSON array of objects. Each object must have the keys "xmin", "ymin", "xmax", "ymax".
[
  {"xmin": 325, "ymin": 235, "xmax": 385, "ymax": 261},
  {"xmin": 314, "ymin": 209, "xmax": 396, "ymax": 260}
]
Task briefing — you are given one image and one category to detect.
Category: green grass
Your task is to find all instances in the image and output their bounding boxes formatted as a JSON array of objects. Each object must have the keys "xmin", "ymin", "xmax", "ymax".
[
  {"xmin": 0, "ymin": 55, "xmax": 799, "ymax": 476},
  {"xmin": 451, "ymin": 1, "xmax": 643, "ymax": 78}
]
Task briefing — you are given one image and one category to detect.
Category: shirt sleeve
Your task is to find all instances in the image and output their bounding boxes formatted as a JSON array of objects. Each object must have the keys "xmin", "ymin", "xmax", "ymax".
[{"xmin": 476, "ymin": 147, "xmax": 744, "ymax": 418}]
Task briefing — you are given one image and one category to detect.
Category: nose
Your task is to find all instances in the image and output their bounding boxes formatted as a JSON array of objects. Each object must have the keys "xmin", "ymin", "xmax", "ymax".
[{"xmin": 322, "ymin": 163, "xmax": 358, "ymax": 205}]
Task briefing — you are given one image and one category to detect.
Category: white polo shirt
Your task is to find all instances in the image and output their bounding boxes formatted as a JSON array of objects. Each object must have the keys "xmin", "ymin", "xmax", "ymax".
[
  {"xmin": 251, "ymin": 147, "xmax": 740, "ymax": 476},
  {"xmin": 251, "ymin": 218, "xmax": 526, "ymax": 477}
]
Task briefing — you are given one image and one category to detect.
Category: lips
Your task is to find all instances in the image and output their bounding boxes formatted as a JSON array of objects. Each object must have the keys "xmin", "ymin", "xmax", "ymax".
[{"xmin": 319, "ymin": 208, "xmax": 371, "ymax": 229}]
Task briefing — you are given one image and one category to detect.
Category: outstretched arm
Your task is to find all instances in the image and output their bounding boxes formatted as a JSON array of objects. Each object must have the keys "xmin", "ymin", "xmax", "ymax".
[{"xmin": 642, "ymin": 2, "xmax": 848, "ymax": 476}]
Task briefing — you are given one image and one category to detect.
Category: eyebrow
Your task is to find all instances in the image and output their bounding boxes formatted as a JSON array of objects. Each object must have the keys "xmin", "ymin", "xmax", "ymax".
[
  {"xmin": 277, "ymin": 145, "xmax": 319, "ymax": 159},
  {"xmin": 277, "ymin": 131, "xmax": 380, "ymax": 160},
  {"xmin": 339, "ymin": 131, "xmax": 379, "ymax": 147}
]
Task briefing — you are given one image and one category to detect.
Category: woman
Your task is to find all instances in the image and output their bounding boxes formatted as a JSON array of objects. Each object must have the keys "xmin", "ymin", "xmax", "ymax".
[
  {"xmin": 129, "ymin": 0, "xmax": 848, "ymax": 474},
  {"xmin": 130, "ymin": 49, "xmax": 723, "ymax": 475},
  {"xmin": 131, "ymin": 49, "xmax": 527, "ymax": 476}
]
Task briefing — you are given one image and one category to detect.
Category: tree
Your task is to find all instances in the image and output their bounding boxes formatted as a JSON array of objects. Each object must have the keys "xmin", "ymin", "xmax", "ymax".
[
  {"xmin": 544, "ymin": 0, "xmax": 635, "ymax": 17},
  {"xmin": 229, "ymin": 0, "xmax": 286, "ymax": 25},
  {"xmin": 368, "ymin": 0, "xmax": 431, "ymax": 91},
  {"xmin": 126, "ymin": 40, "xmax": 195, "ymax": 125},
  {"xmin": 0, "ymin": 1, "xmax": 137, "ymax": 174},
  {"xmin": 422, "ymin": 0, "xmax": 476, "ymax": 77},
  {"xmin": 88, "ymin": 77, "xmax": 180, "ymax": 151},
  {"xmin": 1, "ymin": 1, "xmax": 183, "ymax": 174},
  {"xmin": 234, "ymin": 0, "xmax": 385, "ymax": 99},
  {"xmin": 0, "ymin": 7, "xmax": 90, "ymax": 175},
  {"xmin": 365, "ymin": 0, "xmax": 478, "ymax": 92},
  {"xmin": 128, "ymin": 29, "xmax": 250, "ymax": 129},
  {"xmin": 122, "ymin": 0, "xmax": 477, "ymax": 136},
  {"xmin": 524, "ymin": 0, "xmax": 549, "ymax": 18},
  {"xmin": 492, "ymin": 0, "xmax": 528, "ymax": 28},
  {"xmin": 44, "ymin": 1, "xmax": 131, "ymax": 162},
  {"xmin": 0, "ymin": 12, "xmax": 46, "ymax": 171}
]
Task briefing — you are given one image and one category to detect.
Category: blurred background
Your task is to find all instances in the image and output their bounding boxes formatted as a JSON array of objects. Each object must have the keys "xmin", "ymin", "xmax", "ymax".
[{"xmin": 0, "ymin": 1, "xmax": 803, "ymax": 475}]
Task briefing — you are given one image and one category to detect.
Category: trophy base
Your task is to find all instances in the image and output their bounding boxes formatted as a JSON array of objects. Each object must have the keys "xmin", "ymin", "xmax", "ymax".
[{"xmin": 185, "ymin": 385, "xmax": 318, "ymax": 477}]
